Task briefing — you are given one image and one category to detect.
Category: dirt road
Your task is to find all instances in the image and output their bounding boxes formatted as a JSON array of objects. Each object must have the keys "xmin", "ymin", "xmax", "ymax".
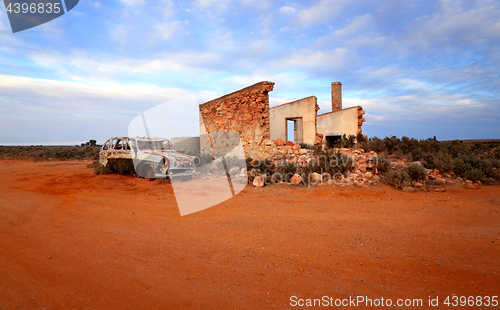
[{"xmin": 0, "ymin": 160, "xmax": 498, "ymax": 309}]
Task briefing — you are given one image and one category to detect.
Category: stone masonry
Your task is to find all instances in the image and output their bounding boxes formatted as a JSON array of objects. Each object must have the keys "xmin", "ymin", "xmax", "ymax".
[
  {"xmin": 331, "ymin": 82, "xmax": 342, "ymax": 112},
  {"xmin": 199, "ymin": 81, "xmax": 275, "ymax": 157}
]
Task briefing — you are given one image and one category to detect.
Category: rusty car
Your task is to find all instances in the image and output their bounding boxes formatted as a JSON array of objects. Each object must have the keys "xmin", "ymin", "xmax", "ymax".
[{"xmin": 99, "ymin": 137, "xmax": 200, "ymax": 179}]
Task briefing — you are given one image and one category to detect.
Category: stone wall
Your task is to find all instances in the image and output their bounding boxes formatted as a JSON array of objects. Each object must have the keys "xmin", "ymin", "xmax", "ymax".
[{"xmin": 199, "ymin": 81, "xmax": 275, "ymax": 157}]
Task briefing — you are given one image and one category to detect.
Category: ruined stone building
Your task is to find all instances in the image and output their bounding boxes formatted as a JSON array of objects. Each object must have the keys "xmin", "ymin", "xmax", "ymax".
[{"xmin": 199, "ymin": 81, "xmax": 365, "ymax": 158}]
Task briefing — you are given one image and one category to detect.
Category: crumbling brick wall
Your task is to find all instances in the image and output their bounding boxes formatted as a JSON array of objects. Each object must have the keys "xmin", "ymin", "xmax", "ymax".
[{"xmin": 199, "ymin": 81, "xmax": 274, "ymax": 157}]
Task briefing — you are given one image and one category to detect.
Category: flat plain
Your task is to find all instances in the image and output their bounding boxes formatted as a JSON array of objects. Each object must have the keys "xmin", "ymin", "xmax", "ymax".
[{"xmin": 0, "ymin": 160, "xmax": 498, "ymax": 309}]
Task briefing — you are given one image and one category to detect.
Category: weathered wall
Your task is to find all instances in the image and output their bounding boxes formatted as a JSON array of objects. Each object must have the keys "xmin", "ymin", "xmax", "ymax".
[
  {"xmin": 316, "ymin": 106, "xmax": 365, "ymax": 137},
  {"xmin": 269, "ymin": 96, "xmax": 319, "ymax": 145},
  {"xmin": 199, "ymin": 81, "xmax": 274, "ymax": 157}
]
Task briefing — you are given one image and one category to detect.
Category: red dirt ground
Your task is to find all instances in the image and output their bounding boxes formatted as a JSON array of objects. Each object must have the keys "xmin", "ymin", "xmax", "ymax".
[{"xmin": 0, "ymin": 160, "xmax": 499, "ymax": 309}]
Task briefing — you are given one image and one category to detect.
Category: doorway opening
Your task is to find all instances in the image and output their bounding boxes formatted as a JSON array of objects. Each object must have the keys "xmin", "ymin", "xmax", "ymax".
[
  {"xmin": 286, "ymin": 118, "xmax": 303, "ymax": 144},
  {"xmin": 325, "ymin": 135, "xmax": 341, "ymax": 148}
]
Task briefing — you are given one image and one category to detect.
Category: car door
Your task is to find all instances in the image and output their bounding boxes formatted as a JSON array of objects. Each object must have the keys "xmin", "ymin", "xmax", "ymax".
[{"xmin": 99, "ymin": 139, "xmax": 112, "ymax": 166}]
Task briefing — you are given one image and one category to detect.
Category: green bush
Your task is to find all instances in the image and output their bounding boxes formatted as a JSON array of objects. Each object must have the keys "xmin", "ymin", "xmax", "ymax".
[
  {"xmin": 374, "ymin": 155, "xmax": 391, "ymax": 174},
  {"xmin": 405, "ymin": 163, "xmax": 427, "ymax": 181},
  {"xmin": 423, "ymin": 151, "xmax": 453, "ymax": 172},
  {"xmin": 298, "ymin": 142, "xmax": 313, "ymax": 149},
  {"xmin": 463, "ymin": 168, "xmax": 484, "ymax": 182},
  {"xmin": 356, "ymin": 133, "xmax": 367, "ymax": 144},
  {"xmin": 0, "ymin": 145, "xmax": 100, "ymax": 161},
  {"xmin": 364, "ymin": 137, "xmax": 386, "ymax": 153},
  {"xmin": 453, "ymin": 158, "xmax": 468, "ymax": 176},
  {"xmin": 385, "ymin": 169, "xmax": 411, "ymax": 188},
  {"xmin": 492, "ymin": 148, "xmax": 500, "ymax": 160}
]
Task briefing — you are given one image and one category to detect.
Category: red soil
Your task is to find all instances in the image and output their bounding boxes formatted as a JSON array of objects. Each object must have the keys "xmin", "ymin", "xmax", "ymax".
[{"xmin": 0, "ymin": 160, "xmax": 498, "ymax": 309}]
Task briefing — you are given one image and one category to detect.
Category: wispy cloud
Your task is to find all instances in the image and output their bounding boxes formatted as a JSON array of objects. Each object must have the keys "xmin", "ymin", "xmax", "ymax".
[{"xmin": 1, "ymin": 0, "xmax": 499, "ymax": 142}]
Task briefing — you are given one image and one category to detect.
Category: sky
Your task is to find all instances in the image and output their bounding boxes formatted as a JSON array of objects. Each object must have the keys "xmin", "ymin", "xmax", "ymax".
[{"xmin": 0, "ymin": 0, "xmax": 499, "ymax": 144}]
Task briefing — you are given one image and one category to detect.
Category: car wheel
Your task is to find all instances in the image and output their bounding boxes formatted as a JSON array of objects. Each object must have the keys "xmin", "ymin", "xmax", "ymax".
[{"xmin": 142, "ymin": 165, "xmax": 155, "ymax": 180}]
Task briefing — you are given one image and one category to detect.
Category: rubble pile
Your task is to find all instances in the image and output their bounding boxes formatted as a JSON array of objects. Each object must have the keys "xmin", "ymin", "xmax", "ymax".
[
  {"xmin": 197, "ymin": 138, "xmax": 488, "ymax": 190},
  {"xmin": 249, "ymin": 143, "xmax": 382, "ymax": 187}
]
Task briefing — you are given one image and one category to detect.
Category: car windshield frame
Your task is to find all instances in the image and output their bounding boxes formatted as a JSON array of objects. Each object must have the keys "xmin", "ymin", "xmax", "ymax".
[{"xmin": 130, "ymin": 139, "xmax": 172, "ymax": 151}]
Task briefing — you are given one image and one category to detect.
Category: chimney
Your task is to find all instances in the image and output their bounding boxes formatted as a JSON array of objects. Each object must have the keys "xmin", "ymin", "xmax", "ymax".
[{"xmin": 331, "ymin": 82, "xmax": 342, "ymax": 112}]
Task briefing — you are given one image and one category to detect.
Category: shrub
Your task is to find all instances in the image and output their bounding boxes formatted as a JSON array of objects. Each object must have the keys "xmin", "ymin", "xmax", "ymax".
[
  {"xmin": 88, "ymin": 161, "xmax": 110, "ymax": 175},
  {"xmin": 492, "ymin": 148, "xmax": 500, "ymax": 160},
  {"xmin": 276, "ymin": 163, "xmax": 298, "ymax": 179},
  {"xmin": 340, "ymin": 134, "xmax": 356, "ymax": 148},
  {"xmin": 298, "ymin": 142, "xmax": 313, "ymax": 149},
  {"xmin": 453, "ymin": 158, "xmax": 468, "ymax": 176},
  {"xmin": 364, "ymin": 137, "xmax": 386, "ymax": 153},
  {"xmin": 405, "ymin": 163, "xmax": 427, "ymax": 181},
  {"xmin": 383, "ymin": 136, "xmax": 400, "ymax": 154},
  {"xmin": 246, "ymin": 157, "xmax": 274, "ymax": 175},
  {"xmin": 356, "ymin": 133, "xmax": 367, "ymax": 144},
  {"xmin": 463, "ymin": 168, "xmax": 484, "ymax": 182},
  {"xmin": 385, "ymin": 169, "xmax": 411, "ymax": 188},
  {"xmin": 312, "ymin": 149, "xmax": 352, "ymax": 175},
  {"xmin": 424, "ymin": 151, "xmax": 454, "ymax": 172},
  {"xmin": 374, "ymin": 155, "xmax": 391, "ymax": 174}
]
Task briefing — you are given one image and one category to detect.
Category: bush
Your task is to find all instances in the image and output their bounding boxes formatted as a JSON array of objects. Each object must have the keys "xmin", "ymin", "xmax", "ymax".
[
  {"xmin": 463, "ymin": 168, "xmax": 484, "ymax": 182},
  {"xmin": 88, "ymin": 161, "xmax": 110, "ymax": 175},
  {"xmin": 424, "ymin": 151, "xmax": 453, "ymax": 172},
  {"xmin": 491, "ymin": 148, "xmax": 500, "ymax": 160},
  {"xmin": 453, "ymin": 158, "xmax": 468, "ymax": 176},
  {"xmin": 0, "ymin": 145, "xmax": 100, "ymax": 161},
  {"xmin": 374, "ymin": 155, "xmax": 391, "ymax": 174},
  {"xmin": 385, "ymin": 169, "xmax": 411, "ymax": 188},
  {"xmin": 246, "ymin": 157, "xmax": 275, "ymax": 175},
  {"xmin": 340, "ymin": 134, "xmax": 356, "ymax": 148},
  {"xmin": 356, "ymin": 133, "xmax": 367, "ymax": 144},
  {"xmin": 405, "ymin": 163, "xmax": 427, "ymax": 181},
  {"xmin": 364, "ymin": 137, "xmax": 386, "ymax": 153},
  {"xmin": 298, "ymin": 142, "xmax": 313, "ymax": 149}
]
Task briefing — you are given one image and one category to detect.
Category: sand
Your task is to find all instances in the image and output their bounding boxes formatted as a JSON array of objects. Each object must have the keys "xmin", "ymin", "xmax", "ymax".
[{"xmin": 0, "ymin": 160, "xmax": 498, "ymax": 309}]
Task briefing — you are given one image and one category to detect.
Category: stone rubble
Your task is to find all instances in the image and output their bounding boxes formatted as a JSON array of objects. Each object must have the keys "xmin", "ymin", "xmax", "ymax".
[{"xmin": 197, "ymin": 138, "xmax": 488, "ymax": 190}]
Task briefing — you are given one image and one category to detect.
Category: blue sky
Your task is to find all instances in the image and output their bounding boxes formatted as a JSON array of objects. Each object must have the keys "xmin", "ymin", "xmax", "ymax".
[{"xmin": 0, "ymin": 0, "xmax": 499, "ymax": 144}]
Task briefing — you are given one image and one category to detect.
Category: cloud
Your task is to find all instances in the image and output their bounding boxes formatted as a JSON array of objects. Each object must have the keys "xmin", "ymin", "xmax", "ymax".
[
  {"xmin": 157, "ymin": 0, "xmax": 177, "ymax": 19},
  {"xmin": 190, "ymin": 0, "xmax": 230, "ymax": 14},
  {"xmin": 403, "ymin": 0, "xmax": 500, "ymax": 50},
  {"xmin": 110, "ymin": 24, "xmax": 128, "ymax": 45},
  {"xmin": 0, "ymin": 74, "xmax": 190, "ymax": 105},
  {"xmin": 279, "ymin": 6, "xmax": 296, "ymax": 14},
  {"xmin": 272, "ymin": 47, "xmax": 354, "ymax": 73},
  {"xmin": 88, "ymin": 1, "xmax": 100, "ymax": 8},
  {"xmin": 0, "ymin": 74, "xmax": 200, "ymax": 143},
  {"xmin": 295, "ymin": 0, "xmax": 346, "ymax": 27},
  {"xmin": 120, "ymin": 0, "xmax": 144, "ymax": 5},
  {"xmin": 153, "ymin": 20, "xmax": 184, "ymax": 40},
  {"xmin": 1, "ymin": 0, "xmax": 499, "ymax": 141}
]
